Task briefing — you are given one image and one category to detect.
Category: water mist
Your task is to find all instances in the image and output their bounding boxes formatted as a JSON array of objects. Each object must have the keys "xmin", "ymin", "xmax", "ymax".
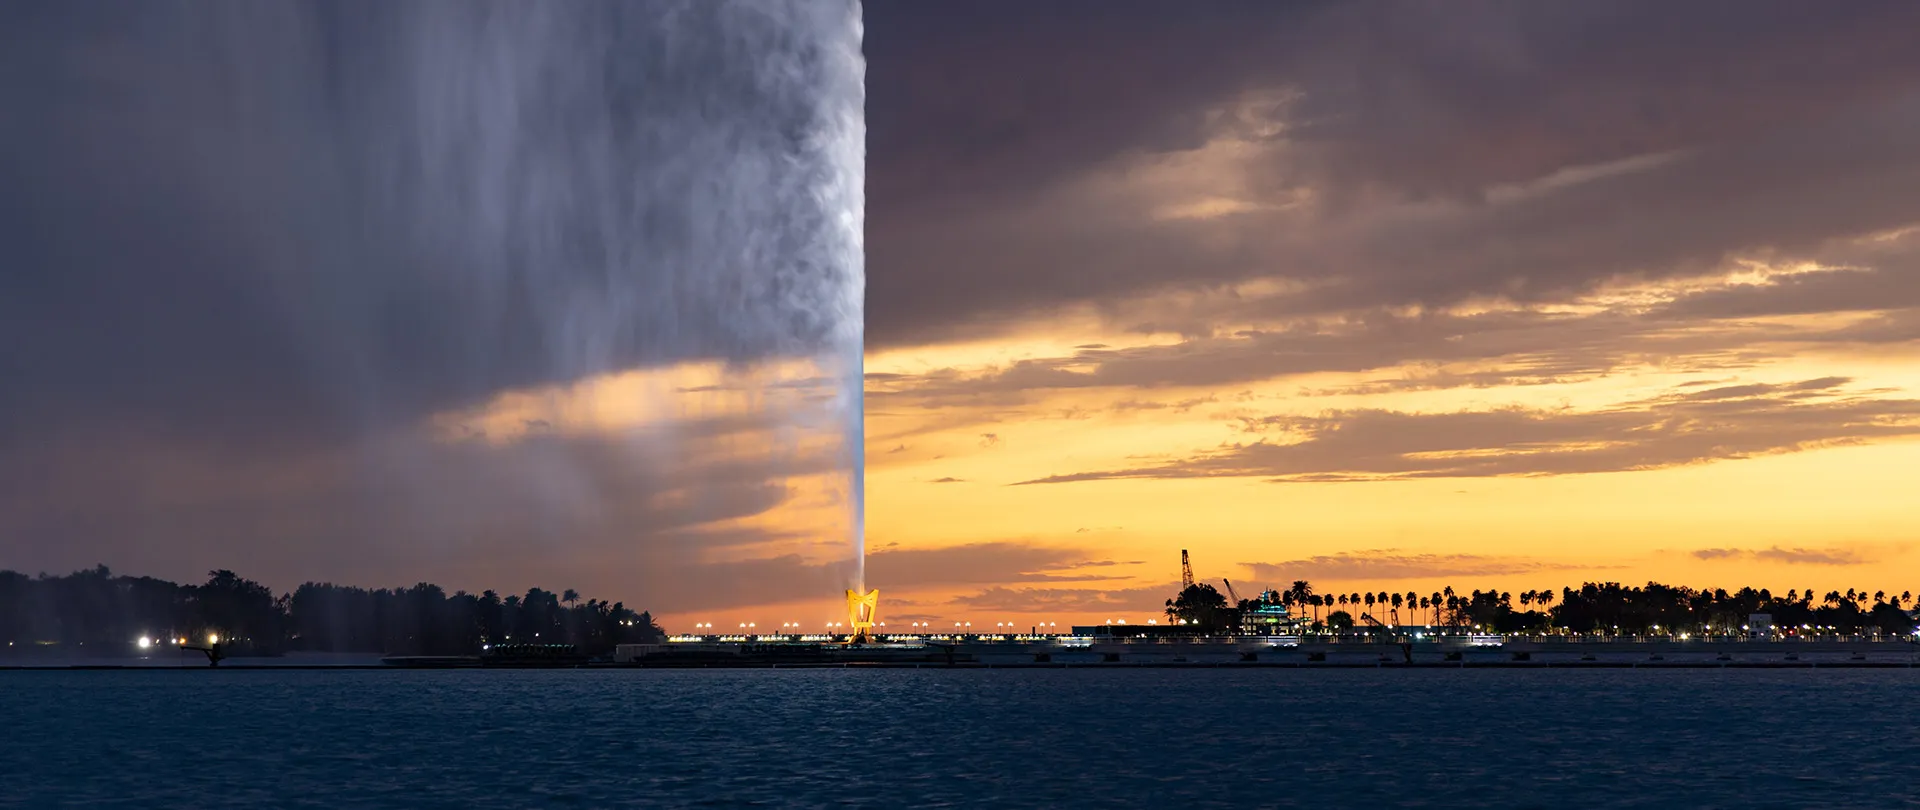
[
  {"xmin": 28, "ymin": 0, "xmax": 873, "ymax": 595},
  {"xmin": 380, "ymin": 0, "xmax": 870, "ymax": 591}
]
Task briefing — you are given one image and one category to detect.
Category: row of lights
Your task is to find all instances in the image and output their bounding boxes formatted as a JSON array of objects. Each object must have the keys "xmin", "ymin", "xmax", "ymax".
[
  {"xmin": 134, "ymin": 634, "xmax": 219, "ymax": 649},
  {"xmin": 686, "ymin": 621, "xmax": 1087, "ymax": 632}
]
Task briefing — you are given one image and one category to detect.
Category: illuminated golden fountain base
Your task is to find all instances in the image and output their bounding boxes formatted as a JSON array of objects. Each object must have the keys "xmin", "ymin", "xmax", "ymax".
[{"xmin": 845, "ymin": 588, "xmax": 879, "ymax": 643}]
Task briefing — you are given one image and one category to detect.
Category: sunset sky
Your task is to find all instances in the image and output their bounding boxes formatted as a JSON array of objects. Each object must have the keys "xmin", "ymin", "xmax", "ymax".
[{"xmin": 6, "ymin": 1, "xmax": 1920, "ymax": 631}]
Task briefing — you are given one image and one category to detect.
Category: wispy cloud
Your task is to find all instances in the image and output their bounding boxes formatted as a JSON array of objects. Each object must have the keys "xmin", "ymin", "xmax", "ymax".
[
  {"xmin": 1691, "ymin": 546, "xmax": 1868, "ymax": 566},
  {"xmin": 948, "ymin": 584, "xmax": 1177, "ymax": 615},
  {"xmin": 1245, "ymin": 550, "xmax": 1583, "ymax": 582},
  {"xmin": 1017, "ymin": 379, "xmax": 1920, "ymax": 484}
]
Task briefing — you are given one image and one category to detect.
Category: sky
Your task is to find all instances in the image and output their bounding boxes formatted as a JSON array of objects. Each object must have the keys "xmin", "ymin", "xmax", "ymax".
[{"xmin": 5, "ymin": 1, "xmax": 1920, "ymax": 631}]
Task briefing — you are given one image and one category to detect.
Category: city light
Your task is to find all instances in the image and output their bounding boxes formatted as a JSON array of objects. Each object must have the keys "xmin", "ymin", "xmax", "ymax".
[
  {"xmin": 137, "ymin": 637, "xmax": 151, "ymax": 649},
  {"xmin": 207, "ymin": 633, "xmax": 219, "ymax": 645}
]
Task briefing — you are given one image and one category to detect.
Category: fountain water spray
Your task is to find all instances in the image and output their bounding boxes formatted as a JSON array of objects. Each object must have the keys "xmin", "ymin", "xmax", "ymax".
[
  {"xmin": 103, "ymin": 0, "xmax": 871, "ymax": 585},
  {"xmin": 4, "ymin": 0, "xmax": 870, "ymax": 617},
  {"xmin": 376, "ymin": 0, "xmax": 870, "ymax": 593}
]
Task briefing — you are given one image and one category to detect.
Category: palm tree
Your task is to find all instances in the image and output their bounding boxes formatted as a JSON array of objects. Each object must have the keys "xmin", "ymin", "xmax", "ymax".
[
  {"xmin": 1289, "ymin": 580, "xmax": 1314, "ymax": 615},
  {"xmin": 562, "ymin": 589, "xmax": 580, "ymax": 609}
]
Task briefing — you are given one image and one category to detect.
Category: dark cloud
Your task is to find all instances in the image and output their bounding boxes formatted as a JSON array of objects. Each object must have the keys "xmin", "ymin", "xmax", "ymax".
[
  {"xmin": 1055, "ymin": 560, "xmax": 1144, "ymax": 569},
  {"xmin": 1245, "ymin": 551, "xmax": 1571, "ymax": 582},
  {"xmin": 864, "ymin": 1, "xmax": 1920, "ymax": 347},
  {"xmin": 0, "ymin": 0, "xmax": 863, "ymax": 449},
  {"xmin": 1755, "ymin": 547, "xmax": 1865, "ymax": 566},
  {"xmin": 947, "ymin": 584, "xmax": 1177, "ymax": 616},
  {"xmin": 866, "ymin": 542, "xmax": 1109, "ymax": 586},
  {"xmin": 1111, "ymin": 397, "xmax": 1218, "ymax": 414},
  {"xmin": 639, "ymin": 541, "xmax": 1120, "ymax": 614},
  {"xmin": 865, "ymin": 0, "xmax": 1310, "ymax": 207},
  {"xmin": 870, "ymin": 306, "xmax": 1804, "ymax": 405},
  {"xmin": 1691, "ymin": 547, "xmax": 1866, "ymax": 566},
  {"xmin": 0, "ymin": 421, "xmax": 843, "ymax": 601},
  {"xmin": 1017, "ymin": 380, "xmax": 1920, "ymax": 484},
  {"xmin": 1681, "ymin": 378, "xmax": 1852, "ymax": 402},
  {"xmin": 0, "ymin": 1, "xmax": 869, "ymax": 597}
]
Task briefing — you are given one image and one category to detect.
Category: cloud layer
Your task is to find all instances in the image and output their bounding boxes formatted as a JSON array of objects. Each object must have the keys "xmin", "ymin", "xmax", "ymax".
[{"xmin": 10, "ymin": 2, "xmax": 1920, "ymax": 619}]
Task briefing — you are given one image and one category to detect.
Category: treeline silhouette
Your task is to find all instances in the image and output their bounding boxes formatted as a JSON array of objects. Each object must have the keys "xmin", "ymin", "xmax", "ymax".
[
  {"xmin": 0, "ymin": 566, "xmax": 663, "ymax": 657},
  {"xmin": 1169, "ymin": 580, "xmax": 1920, "ymax": 636}
]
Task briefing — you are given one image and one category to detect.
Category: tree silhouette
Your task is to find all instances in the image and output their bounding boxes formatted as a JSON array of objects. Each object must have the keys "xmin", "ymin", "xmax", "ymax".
[
  {"xmin": 1165, "ymin": 583, "xmax": 1232, "ymax": 632},
  {"xmin": 1326, "ymin": 611, "xmax": 1354, "ymax": 633},
  {"xmin": 0, "ymin": 566, "xmax": 663, "ymax": 657},
  {"xmin": 1288, "ymin": 581, "xmax": 1314, "ymax": 621}
]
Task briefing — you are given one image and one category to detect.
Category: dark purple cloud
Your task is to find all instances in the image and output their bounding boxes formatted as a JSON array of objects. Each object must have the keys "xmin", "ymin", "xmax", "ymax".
[
  {"xmin": 1691, "ymin": 547, "xmax": 1868, "ymax": 566},
  {"xmin": 1242, "ymin": 551, "xmax": 1619, "ymax": 583},
  {"xmin": 1016, "ymin": 380, "xmax": 1920, "ymax": 484},
  {"xmin": 865, "ymin": 0, "xmax": 1920, "ymax": 347}
]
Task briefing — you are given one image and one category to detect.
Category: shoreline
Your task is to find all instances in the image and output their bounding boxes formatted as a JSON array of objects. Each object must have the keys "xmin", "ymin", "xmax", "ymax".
[{"xmin": 6, "ymin": 660, "xmax": 1919, "ymax": 671}]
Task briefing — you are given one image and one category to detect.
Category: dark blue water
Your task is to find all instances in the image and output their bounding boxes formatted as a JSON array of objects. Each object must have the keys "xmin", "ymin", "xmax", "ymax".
[{"xmin": 4, "ymin": 669, "xmax": 1916, "ymax": 808}]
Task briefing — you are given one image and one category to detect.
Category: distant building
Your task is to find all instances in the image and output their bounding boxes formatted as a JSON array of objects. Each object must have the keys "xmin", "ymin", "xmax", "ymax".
[
  {"xmin": 1241, "ymin": 604, "xmax": 1307, "ymax": 636},
  {"xmin": 1748, "ymin": 613, "xmax": 1774, "ymax": 638}
]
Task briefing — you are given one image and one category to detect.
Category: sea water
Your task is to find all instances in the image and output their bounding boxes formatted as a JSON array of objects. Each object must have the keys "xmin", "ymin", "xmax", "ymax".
[{"xmin": 4, "ymin": 668, "xmax": 1915, "ymax": 807}]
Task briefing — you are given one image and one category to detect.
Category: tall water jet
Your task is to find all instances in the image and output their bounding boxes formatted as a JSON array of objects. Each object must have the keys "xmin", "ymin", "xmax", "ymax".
[
  {"xmin": 818, "ymin": 4, "xmax": 869, "ymax": 595},
  {"xmin": 375, "ymin": 0, "xmax": 871, "ymax": 595}
]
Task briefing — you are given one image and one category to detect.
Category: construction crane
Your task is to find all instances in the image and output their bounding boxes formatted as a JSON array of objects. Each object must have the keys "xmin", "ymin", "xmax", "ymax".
[
  {"xmin": 1180, "ymin": 549, "xmax": 1195, "ymax": 589},
  {"xmin": 1221, "ymin": 578, "xmax": 1242, "ymax": 605}
]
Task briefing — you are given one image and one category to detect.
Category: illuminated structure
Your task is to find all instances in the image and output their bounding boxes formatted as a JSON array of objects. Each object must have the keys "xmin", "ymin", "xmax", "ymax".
[{"xmin": 845, "ymin": 588, "xmax": 879, "ymax": 643}]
